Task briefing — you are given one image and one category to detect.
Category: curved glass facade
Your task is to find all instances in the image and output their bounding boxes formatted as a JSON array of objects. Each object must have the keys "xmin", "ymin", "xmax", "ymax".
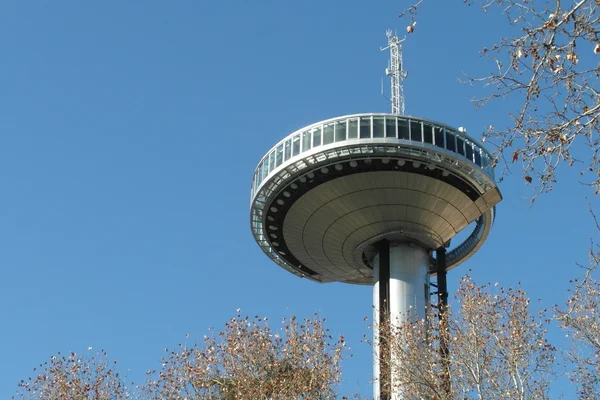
[{"xmin": 251, "ymin": 114, "xmax": 495, "ymax": 198}]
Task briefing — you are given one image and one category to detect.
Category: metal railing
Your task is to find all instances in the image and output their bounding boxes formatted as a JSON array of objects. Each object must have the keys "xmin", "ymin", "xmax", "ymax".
[{"xmin": 250, "ymin": 114, "xmax": 495, "ymax": 201}]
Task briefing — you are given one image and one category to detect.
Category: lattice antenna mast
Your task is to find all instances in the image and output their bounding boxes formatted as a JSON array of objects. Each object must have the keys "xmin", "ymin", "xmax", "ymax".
[{"xmin": 381, "ymin": 30, "xmax": 407, "ymax": 115}]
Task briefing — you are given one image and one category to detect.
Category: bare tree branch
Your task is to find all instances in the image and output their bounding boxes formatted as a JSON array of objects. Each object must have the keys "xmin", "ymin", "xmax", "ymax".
[{"xmin": 400, "ymin": 0, "xmax": 600, "ymax": 200}]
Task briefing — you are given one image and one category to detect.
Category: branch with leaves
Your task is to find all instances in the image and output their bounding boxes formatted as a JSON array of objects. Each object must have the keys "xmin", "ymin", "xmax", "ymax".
[{"xmin": 400, "ymin": 0, "xmax": 600, "ymax": 200}]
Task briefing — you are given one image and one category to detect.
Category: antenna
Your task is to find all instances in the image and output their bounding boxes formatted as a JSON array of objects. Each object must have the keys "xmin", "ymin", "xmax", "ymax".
[{"xmin": 381, "ymin": 30, "xmax": 407, "ymax": 115}]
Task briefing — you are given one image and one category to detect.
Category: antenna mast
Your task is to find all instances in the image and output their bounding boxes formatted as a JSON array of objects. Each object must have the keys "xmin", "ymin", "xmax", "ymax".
[{"xmin": 382, "ymin": 30, "xmax": 407, "ymax": 115}]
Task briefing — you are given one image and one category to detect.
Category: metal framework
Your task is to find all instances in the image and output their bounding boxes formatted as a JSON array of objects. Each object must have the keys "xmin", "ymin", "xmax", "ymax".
[{"xmin": 382, "ymin": 30, "xmax": 407, "ymax": 115}]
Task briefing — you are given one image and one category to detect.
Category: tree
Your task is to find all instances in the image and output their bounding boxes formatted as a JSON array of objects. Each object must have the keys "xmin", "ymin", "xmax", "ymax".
[
  {"xmin": 14, "ymin": 349, "xmax": 129, "ymax": 400},
  {"xmin": 555, "ymin": 207, "xmax": 600, "ymax": 398},
  {"xmin": 15, "ymin": 313, "xmax": 347, "ymax": 400},
  {"xmin": 378, "ymin": 275, "xmax": 556, "ymax": 399},
  {"xmin": 559, "ymin": 268, "xmax": 600, "ymax": 398},
  {"xmin": 141, "ymin": 311, "xmax": 346, "ymax": 400}
]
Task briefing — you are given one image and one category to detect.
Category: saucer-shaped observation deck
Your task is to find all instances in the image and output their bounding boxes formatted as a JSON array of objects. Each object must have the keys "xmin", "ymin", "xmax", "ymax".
[{"xmin": 250, "ymin": 114, "xmax": 501, "ymax": 284}]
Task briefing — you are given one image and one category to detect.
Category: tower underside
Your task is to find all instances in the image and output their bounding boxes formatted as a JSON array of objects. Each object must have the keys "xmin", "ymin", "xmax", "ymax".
[{"xmin": 282, "ymin": 169, "xmax": 493, "ymax": 284}]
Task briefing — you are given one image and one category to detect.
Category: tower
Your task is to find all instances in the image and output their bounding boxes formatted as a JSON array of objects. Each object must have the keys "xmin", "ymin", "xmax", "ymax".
[{"xmin": 249, "ymin": 31, "xmax": 501, "ymax": 399}]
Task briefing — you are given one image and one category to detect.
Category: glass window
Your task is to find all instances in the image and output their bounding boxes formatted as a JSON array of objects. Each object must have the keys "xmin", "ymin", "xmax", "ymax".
[
  {"xmin": 373, "ymin": 117, "xmax": 385, "ymax": 138},
  {"xmin": 398, "ymin": 119, "xmax": 410, "ymax": 140},
  {"xmin": 302, "ymin": 131, "xmax": 311, "ymax": 152},
  {"xmin": 360, "ymin": 117, "xmax": 371, "ymax": 139},
  {"xmin": 292, "ymin": 134, "xmax": 301, "ymax": 156},
  {"xmin": 456, "ymin": 136, "xmax": 465, "ymax": 156},
  {"xmin": 335, "ymin": 120, "xmax": 346, "ymax": 142},
  {"xmin": 423, "ymin": 124, "xmax": 433, "ymax": 144},
  {"xmin": 481, "ymin": 153, "xmax": 490, "ymax": 168},
  {"xmin": 313, "ymin": 128, "xmax": 322, "ymax": 147},
  {"xmin": 284, "ymin": 139, "xmax": 291, "ymax": 161},
  {"xmin": 257, "ymin": 162, "xmax": 263, "ymax": 186},
  {"xmin": 465, "ymin": 140, "xmax": 474, "ymax": 162},
  {"xmin": 276, "ymin": 144, "xmax": 283, "ymax": 167},
  {"xmin": 263, "ymin": 158, "xmax": 269, "ymax": 179},
  {"xmin": 410, "ymin": 120, "xmax": 422, "ymax": 142},
  {"xmin": 474, "ymin": 148, "xmax": 482, "ymax": 166},
  {"xmin": 385, "ymin": 117, "xmax": 396, "ymax": 138},
  {"xmin": 268, "ymin": 151, "xmax": 276, "ymax": 173},
  {"xmin": 348, "ymin": 119, "xmax": 358, "ymax": 139},
  {"xmin": 445, "ymin": 130, "xmax": 456, "ymax": 152},
  {"xmin": 263, "ymin": 157, "xmax": 269, "ymax": 176},
  {"xmin": 434, "ymin": 127, "xmax": 444, "ymax": 148},
  {"xmin": 323, "ymin": 123, "xmax": 334, "ymax": 145}
]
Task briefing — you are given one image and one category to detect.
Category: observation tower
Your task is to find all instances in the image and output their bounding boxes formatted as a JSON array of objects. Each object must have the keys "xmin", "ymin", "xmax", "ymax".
[{"xmin": 249, "ymin": 31, "xmax": 501, "ymax": 399}]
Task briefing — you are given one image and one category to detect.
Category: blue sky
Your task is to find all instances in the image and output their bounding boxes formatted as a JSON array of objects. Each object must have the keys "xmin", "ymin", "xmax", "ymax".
[{"xmin": 0, "ymin": 1, "xmax": 596, "ymax": 397}]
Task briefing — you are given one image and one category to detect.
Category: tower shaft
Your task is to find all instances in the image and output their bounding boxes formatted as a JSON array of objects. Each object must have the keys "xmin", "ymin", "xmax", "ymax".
[{"xmin": 373, "ymin": 241, "xmax": 429, "ymax": 400}]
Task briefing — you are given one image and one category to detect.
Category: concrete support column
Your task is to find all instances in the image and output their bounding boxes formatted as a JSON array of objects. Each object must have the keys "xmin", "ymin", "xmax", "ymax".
[{"xmin": 373, "ymin": 241, "xmax": 429, "ymax": 400}]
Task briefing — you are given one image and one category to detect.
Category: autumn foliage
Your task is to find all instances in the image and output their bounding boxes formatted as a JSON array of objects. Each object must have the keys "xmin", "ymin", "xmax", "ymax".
[
  {"xmin": 14, "ymin": 349, "xmax": 128, "ymax": 400},
  {"xmin": 15, "ymin": 313, "xmax": 346, "ymax": 400},
  {"xmin": 557, "ymin": 238, "xmax": 600, "ymax": 398},
  {"xmin": 142, "ymin": 312, "xmax": 346, "ymax": 400},
  {"xmin": 377, "ymin": 276, "xmax": 556, "ymax": 399}
]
